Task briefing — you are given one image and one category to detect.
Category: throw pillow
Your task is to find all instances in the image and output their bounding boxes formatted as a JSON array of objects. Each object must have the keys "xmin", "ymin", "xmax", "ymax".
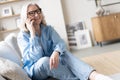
[
  {"xmin": 5, "ymin": 33, "xmax": 22, "ymax": 58},
  {"xmin": 0, "ymin": 57, "xmax": 31, "ymax": 80},
  {"xmin": 0, "ymin": 41, "xmax": 22, "ymax": 66}
]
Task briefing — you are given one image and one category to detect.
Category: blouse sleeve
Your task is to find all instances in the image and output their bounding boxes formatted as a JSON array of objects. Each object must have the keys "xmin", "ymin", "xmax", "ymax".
[
  {"xmin": 49, "ymin": 26, "xmax": 67, "ymax": 55},
  {"xmin": 17, "ymin": 32, "xmax": 44, "ymax": 67}
]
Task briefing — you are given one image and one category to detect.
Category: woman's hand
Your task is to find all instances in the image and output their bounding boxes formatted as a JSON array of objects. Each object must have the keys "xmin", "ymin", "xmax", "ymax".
[
  {"xmin": 50, "ymin": 51, "xmax": 59, "ymax": 70},
  {"xmin": 25, "ymin": 18, "xmax": 36, "ymax": 38}
]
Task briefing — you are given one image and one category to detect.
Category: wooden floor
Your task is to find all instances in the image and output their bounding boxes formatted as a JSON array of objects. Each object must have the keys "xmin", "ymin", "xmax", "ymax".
[{"xmin": 81, "ymin": 50, "xmax": 120, "ymax": 75}]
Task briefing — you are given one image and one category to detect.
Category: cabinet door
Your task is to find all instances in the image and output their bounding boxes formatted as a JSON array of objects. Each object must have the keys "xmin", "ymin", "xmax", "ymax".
[
  {"xmin": 115, "ymin": 13, "xmax": 120, "ymax": 36},
  {"xmin": 100, "ymin": 15, "xmax": 118, "ymax": 41},
  {"xmin": 92, "ymin": 17, "xmax": 104, "ymax": 42}
]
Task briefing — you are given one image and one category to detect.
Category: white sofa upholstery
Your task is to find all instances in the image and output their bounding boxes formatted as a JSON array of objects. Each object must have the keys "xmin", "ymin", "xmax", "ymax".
[{"xmin": 0, "ymin": 33, "xmax": 31, "ymax": 80}]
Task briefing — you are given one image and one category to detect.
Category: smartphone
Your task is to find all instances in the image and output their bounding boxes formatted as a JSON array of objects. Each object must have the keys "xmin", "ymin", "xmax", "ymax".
[{"xmin": 25, "ymin": 23, "xmax": 28, "ymax": 29}]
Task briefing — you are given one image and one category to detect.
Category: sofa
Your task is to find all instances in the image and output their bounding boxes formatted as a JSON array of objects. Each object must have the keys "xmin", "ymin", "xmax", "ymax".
[
  {"xmin": 0, "ymin": 33, "xmax": 31, "ymax": 80},
  {"xmin": 0, "ymin": 33, "xmax": 58, "ymax": 80}
]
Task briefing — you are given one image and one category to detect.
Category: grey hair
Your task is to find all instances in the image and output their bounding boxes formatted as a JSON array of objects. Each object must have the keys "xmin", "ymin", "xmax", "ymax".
[{"xmin": 19, "ymin": 3, "xmax": 46, "ymax": 32}]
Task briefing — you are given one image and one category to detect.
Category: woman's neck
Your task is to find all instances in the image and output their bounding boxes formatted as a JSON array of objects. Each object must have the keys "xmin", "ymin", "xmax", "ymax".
[{"xmin": 34, "ymin": 24, "xmax": 41, "ymax": 36}]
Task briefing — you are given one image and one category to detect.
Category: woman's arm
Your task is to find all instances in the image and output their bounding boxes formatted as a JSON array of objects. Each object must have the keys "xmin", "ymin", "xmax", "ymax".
[
  {"xmin": 49, "ymin": 26, "xmax": 67, "ymax": 69},
  {"xmin": 17, "ymin": 32, "xmax": 43, "ymax": 67},
  {"xmin": 49, "ymin": 26, "xmax": 67, "ymax": 55}
]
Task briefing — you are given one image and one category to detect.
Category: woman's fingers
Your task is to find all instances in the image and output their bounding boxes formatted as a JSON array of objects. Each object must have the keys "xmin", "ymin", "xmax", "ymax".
[
  {"xmin": 50, "ymin": 52, "xmax": 59, "ymax": 70},
  {"xmin": 53, "ymin": 57, "xmax": 58, "ymax": 68},
  {"xmin": 50, "ymin": 57, "xmax": 56, "ymax": 70},
  {"xmin": 50, "ymin": 58, "xmax": 53, "ymax": 70}
]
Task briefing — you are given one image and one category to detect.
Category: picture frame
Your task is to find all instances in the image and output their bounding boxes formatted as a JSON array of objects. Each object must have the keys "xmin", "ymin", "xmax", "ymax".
[
  {"xmin": 74, "ymin": 21, "xmax": 85, "ymax": 30},
  {"xmin": 95, "ymin": 0, "xmax": 99, "ymax": 7},
  {"xmin": 15, "ymin": 18, "xmax": 21, "ymax": 28},
  {"xmin": 66, "ymin": 21, "xmax": 86, "ymax": 49},
  {"xmin": 75, "ymin": 29, "xmax": 92, "ymax": 49},
  {"xmin": 95, "ymin": 0, "xmax": 120, "ymax": 7},
  {"xmin": 2, "ymin": 7, "xmax": 13, "ymax": 17},
  {"xmin": 66, "ymin": 21, "xmax": 85, "ymax": 32},
  {"xmin": 101, "ymin": 0, "xmax": 120, "ymax": 6}
]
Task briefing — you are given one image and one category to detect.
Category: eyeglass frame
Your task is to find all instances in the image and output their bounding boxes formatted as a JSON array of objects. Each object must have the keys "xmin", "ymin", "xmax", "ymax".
[{"xmin": 27, "ymin": 8, "xmax": 42, "ymax": 17}]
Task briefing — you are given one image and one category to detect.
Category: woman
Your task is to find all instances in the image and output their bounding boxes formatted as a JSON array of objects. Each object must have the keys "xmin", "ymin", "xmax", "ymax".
[{"xmin": 17, "ymin": 3, "xmax": 113, "ymax": 80}]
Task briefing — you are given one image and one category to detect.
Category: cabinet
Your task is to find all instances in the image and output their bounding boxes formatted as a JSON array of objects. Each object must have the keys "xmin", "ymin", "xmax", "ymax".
[{"xmin": 92, "ymin": 13, "xmax": 120, "ymax": 46}]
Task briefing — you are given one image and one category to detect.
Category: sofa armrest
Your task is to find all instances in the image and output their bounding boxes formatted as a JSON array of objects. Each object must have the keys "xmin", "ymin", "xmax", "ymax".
[{"xmin": 0, "ymin": 41, "xmax": 22, "ymax": 66}]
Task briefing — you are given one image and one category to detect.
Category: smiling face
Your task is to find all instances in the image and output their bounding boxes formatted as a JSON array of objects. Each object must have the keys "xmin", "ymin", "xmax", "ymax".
[{"xmin": 27, "ymin": 4, "xmax": 42, "ymax": 25}]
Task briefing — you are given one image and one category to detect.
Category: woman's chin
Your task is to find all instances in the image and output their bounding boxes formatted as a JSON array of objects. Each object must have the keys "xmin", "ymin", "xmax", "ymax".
[{"xmin": 33, "ymin": 22, "xmax": 40, "ymax": 26}]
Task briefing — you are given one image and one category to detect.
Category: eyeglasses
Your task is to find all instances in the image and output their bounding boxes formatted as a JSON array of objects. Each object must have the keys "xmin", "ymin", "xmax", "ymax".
[{"xmin": 27, "ymin": 8, "xmax": 42, "ymax": 16}]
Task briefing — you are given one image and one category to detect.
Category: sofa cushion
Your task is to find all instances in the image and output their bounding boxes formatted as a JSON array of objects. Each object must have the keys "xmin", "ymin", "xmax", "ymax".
[
  {"xmin": 5, "ymin": 33, "xmax": 21, "ymax": 58},
  {"xmin": 0, "ymin": 57, "xmax": 31, "ymax": 80},
  {"xmin": 0, "ymin": 41, "xmax": 22, "ymax": 66},
  {"xmin": 0, "ymin": 75, "xmax": 5, "ymax": 80}
]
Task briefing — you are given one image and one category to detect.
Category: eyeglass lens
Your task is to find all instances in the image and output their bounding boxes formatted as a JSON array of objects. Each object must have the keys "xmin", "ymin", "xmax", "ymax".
[{"xmin": 28, "ymin": 8, "xmax": 41, "ymax": 16}]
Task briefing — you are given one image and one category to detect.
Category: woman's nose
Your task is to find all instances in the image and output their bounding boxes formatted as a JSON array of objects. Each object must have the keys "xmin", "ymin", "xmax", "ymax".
[{"xmin": 34, "ymin": 12, "xmax": 39, "ymax": 17}]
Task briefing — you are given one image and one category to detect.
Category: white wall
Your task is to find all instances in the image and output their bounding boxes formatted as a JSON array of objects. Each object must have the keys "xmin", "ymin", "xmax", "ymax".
[{"xmin": 39, "ymin": 0, "xmax": 68, "ymax": 47}]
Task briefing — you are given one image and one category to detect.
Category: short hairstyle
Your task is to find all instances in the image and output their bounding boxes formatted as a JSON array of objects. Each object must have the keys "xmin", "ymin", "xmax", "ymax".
[{"xmin": 19, "ymin": 3, "xmax": 46, "ymax": 32}]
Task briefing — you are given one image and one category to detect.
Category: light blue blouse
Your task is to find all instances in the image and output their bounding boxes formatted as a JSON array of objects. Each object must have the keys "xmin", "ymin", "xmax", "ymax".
[{"xmin": 17, "ymin": 24, "xmax": 67, "ymax": 77}]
